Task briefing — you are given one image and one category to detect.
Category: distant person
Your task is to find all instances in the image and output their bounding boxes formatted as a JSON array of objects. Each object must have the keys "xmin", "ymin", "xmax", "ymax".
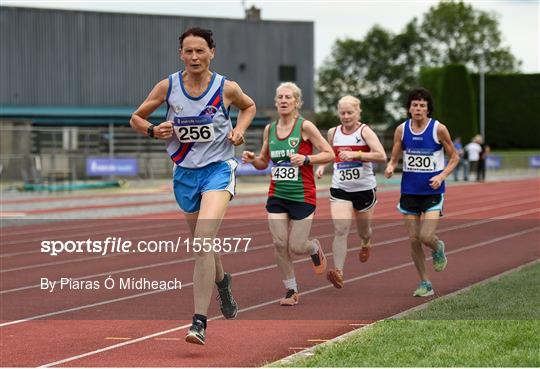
[
  {"xmin": 315, "ymin": 96, "xmax": 387, "ymax": 289},
  {"xmin": 241, "ymin": 82, "xmax": 334, "ymax": 305},
  {"xmin": 477, "ymin": 138, "xmax": 490, "ymax": 182},
  {"xmin": 452, "ymin": 137, "xmax": 468, "ymax": 181},
  {"xmin": 130, "ymin": 27, "xmax": 256, "ymax": 345},
  {"xmin": 384, "ymin": 87, "xmax": 459, "ymax": 297},
  {"xmin": 464, "ymin": 135, "xmax": 482, "ymax": 181}
]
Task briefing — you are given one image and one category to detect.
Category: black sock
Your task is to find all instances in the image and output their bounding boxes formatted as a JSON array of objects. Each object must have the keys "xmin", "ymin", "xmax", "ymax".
[
  {"xmin": 193, "ymin": 314, "xmax": 207, "ymax": 329},
  {"xmin": 216, "ymin": 274, "xmax": 228, "ymax": 289},
  {"xmin": 310, "ymin": 253, "xmax": 321, "ymax": 266}
]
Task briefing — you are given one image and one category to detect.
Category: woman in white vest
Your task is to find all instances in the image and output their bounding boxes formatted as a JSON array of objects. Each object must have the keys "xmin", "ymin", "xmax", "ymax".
[
  {"xmin": 130, "ymin": 27, "xmax": 256, "ymax": 345},
  {"xmin": 316, "ymin": 96, "xmax": 386, "ymax": 289}
]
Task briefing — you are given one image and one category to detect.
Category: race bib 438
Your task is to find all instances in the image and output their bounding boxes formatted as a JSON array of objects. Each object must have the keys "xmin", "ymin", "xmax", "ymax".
[{"xmin": 271, "ymin": 162, "xmax": 299, "ymax": 181}]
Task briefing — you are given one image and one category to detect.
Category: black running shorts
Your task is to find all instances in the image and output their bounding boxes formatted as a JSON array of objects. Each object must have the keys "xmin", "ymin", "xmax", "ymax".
[
  {"xmin": 330, "ymin": 187, "xmax": 377, "ymax": 212},
  {"xmin": 398, "ymin": 194, "xmax": 444, "ymax": 215},
  {"xmin": 265, "ymin": 196, "xmax": 316, "ymax": 220}
]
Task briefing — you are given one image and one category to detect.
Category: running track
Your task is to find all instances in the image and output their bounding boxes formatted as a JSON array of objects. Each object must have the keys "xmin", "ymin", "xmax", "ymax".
[{"xmin": 1, "ymin": 178, "xmax": 538, "ymax": 367}]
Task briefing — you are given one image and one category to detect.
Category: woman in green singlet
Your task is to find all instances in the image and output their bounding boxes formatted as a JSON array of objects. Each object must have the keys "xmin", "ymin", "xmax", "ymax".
[{"xmin": 242, "ymin": 82, "xmax": 334, "ymax": 306}]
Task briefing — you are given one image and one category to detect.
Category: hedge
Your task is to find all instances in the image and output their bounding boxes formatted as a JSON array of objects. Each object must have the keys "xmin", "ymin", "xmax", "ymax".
[
  {"xmin": 470, "ymin": 73, "xmax": 540, "ymax": 149},
  {"xmin": 420, "ymin": 65, "xmax": 477, "ymax": 143}
]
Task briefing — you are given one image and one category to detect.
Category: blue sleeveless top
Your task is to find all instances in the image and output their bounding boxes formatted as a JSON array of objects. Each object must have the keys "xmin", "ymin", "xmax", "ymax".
[{"xmin": 401, "ymin": 118, "xmax": 445, "ymax": 195}]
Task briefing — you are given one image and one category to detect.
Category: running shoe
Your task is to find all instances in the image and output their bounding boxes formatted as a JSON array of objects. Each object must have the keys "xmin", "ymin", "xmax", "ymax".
[
  {"xmin": 413, "ymin": 280, "xmax": 434, "ymax": 297},
  {"xmin": 216, "ymin": 272, "xmax": 238, "ymax": 319},
  {"xmin": 279, "ymin": 289, "xmax": 299, "ymax": 306},
  {"xmin": 359, "ymin": 242, "xmax": 371, "ymax": 263},
  {"xmin": 432, "ymin": 240, "xmax": 447, "ymax": 272},
  {"xmin": 310, "ymin": 239, "xmax": 327, "ymax": 275},
  {"xmin": 327, "ymin": 269, "xmax": 344, "ymax": 289},
  {"xmin": 185, "ymin": 319, "xmax": 205, "ymax": 345}
]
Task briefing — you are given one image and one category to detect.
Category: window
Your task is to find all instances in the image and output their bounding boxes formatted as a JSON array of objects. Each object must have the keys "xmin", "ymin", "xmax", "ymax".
[{"xmin": 279, "ymin": 65, "xmax": 296, "ymax": 82}]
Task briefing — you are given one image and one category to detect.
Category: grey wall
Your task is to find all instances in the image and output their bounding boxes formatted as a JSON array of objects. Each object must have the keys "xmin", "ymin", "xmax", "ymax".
[{"xmin": 0, "ymin": 7, "xmax": 314, "ymax": 111}]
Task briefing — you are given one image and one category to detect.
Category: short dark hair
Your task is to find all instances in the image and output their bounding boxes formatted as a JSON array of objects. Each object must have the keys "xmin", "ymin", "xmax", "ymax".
[
  {"xmin": 179, "ymin": 27, "xmax": 215, "ymax": 49},
  {"xmin": 406, "ymin": 87, "xmax": 434, "ymax": 117}
]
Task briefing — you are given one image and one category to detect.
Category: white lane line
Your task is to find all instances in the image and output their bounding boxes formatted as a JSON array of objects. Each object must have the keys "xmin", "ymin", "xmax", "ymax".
[
  {"xmin": 1, "ymin": 217, "xmax": 255, "ymax": 248},
  {"xmin": 2, "ymin": 193, "xmax": 532, "ymax": 248},
  {"xmin": 3, "ymin": 205, "xmax": 537, "ymax": 293},
  {"xmin": 1, "ymin": 206, "xmax": 537, "ymax": 295},
  {"xmin": 37, "ymin": 225, "xmax": 539, "ymax": 368},
  {"xmin": 0, "ymin": 227, "xmax": 280, "ymax": 272},
  {"xmin": 2, "ymin": 195, "xmax": 536, "ymax": 271},
  {"xmin": 0, "ymin": 253, "xmax": 127, "ymax": 273},
  {"xmin": 2, "ymin": 219, "xmax": 148, "ymax": 238},
  {"xmin": 0, "ymin": 212, "xmax": 27, "ymax": 217},
  {"xmin": 0, "ymin": 220, "xmax": 258, "ymax": 257}
]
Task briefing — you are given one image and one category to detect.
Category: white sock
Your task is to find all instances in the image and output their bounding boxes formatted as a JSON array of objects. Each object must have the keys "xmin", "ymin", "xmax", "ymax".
[
  {"xmin": 309, "ymin": 239, "xmax": 319, "ymax": 255},
  {"xmin": 283, "ymin": 277, "xmax": 298, "ymax": 292}
]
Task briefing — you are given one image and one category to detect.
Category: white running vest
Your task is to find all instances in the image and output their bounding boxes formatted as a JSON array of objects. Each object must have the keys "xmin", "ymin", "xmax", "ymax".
[
  {"xmin": 165, "ymin": 71, "xmax": 234, "ymax": 168},
  {"xmin": 331, "ymin": 124, "xmax": 376, "ymax": 192}
]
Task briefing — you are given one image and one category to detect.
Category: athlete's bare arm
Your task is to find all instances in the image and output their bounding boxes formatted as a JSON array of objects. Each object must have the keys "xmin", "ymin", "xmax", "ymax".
[
  {"xmin": 315, "ymin": 127, "xmax": 336, "ymax": 178},
  {"xmin": 241, "ymin": 124, "xmax": 271, "ymax": 169},
  {"xmin": 339, "ymin": 125, "xmax": 387, "ymax": 163},
  {"xmin": 384, "ymin": 123, "xmax": 404, "ymax": 178},
  {"xmin": 359, "ymin": 126, "xmax": 387, "ymax": 162},
  {"xmin": 289, "ymin": 120, "xmax": 334, "ymax": 167},
  {"xmin": 429, "ymin": 123, "xmax": 459, "ymax": 189},
  {"xmin": 130, "ymin": 79, "xmax": 174, "ymax": 140},
  {"xmin": 224, "ymin": 80, "xmax": 256, "ymax": 145}
]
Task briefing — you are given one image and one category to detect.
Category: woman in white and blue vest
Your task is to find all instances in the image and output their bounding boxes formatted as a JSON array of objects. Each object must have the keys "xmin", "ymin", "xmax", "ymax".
[
  {"xmin": 130, "ymin": 27, "xmax": 256, "ymax": 345},
  {"xmin": 385, "ymin": 87, "xmax": 459, "ymax": 297}
]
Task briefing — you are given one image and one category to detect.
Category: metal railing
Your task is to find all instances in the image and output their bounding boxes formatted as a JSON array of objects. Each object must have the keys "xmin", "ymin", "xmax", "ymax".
[{"xmin": 1, "ymin": 125, "xmax": 537, "ymax": 184}]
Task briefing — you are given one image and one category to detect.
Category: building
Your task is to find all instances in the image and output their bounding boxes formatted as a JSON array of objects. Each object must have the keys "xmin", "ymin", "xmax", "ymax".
[{"xmin": 0, "ymin": 6, "xmax": 314, "ymax": 181}]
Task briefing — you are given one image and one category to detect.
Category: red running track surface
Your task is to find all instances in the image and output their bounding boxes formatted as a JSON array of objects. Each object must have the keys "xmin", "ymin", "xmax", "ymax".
[{"xmin": 0, "ymin": 178, "xmax": 539, "ymax": 367}]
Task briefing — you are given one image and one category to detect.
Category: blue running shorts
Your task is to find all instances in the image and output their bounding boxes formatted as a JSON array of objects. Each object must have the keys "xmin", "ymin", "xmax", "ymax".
[{"xmin": 173, "ymin": 159, "xmax": 238, "ymax": 213}]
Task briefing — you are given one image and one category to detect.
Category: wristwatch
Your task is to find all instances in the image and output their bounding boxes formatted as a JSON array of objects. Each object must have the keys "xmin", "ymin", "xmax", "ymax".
[
  {"xmin": 303, "ymin": 155, "xmax": 311, "ymax": 166},
  {"xmin": 147, "ymin": 124, "xmax": 155, "ymax": 138}
]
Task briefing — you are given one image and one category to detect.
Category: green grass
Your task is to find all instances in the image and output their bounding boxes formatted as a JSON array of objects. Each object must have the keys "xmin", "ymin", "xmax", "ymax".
[
  {"xmin": 272, "ymin": 262, "xmax": 540, "ymax": 367},
  {"xmin": 403, "ymin": 262, "xmax": 540, "ymax": 320}
]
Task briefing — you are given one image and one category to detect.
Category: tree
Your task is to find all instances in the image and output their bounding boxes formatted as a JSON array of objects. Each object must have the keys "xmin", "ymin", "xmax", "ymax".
[
  {"xmin": 316, "ymin": 1, "xmax": 521, "ymax": 122},
  {"xmin": 317, "ymin": 26, "xmax": 421, "ymax": 124},
  {"xmin": 419, "ymin": 1, "xmax": 520, "ymax": 73}
]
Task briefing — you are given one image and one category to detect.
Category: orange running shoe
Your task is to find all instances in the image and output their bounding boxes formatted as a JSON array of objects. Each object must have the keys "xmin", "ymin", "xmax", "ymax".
[
  {"xmin": 310, "ymin": 239, "xmax": 327, "ymax": 275},
  {"xmin": 327, "ymin": 269, "xmax": 344, "ymax": 289},
  {"xmin": 359, "ymin": 242, "xmax": 371, "ymax": 263},
  {"xmin": 279, "ymin": 289, "xmax": 299, "ymax": 306}
]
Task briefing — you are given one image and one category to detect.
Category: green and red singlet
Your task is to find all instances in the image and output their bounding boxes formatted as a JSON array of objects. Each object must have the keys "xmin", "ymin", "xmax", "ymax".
[{"xmin": 267, "ymin": 117, "xmax": 316, "ymax": 205}]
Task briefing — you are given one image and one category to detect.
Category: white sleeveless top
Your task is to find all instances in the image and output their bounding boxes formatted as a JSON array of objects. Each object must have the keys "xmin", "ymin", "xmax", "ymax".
[
  {"xmin": 165, "ymin": 71, "xmax": 234, "ymax": 168},
  {"xmin": 331, "ymin": 124, "xmax": 377, "ymax": 192}
]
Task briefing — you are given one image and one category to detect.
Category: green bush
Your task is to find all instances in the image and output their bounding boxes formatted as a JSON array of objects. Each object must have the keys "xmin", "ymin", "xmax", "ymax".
[
  {"xmin": 420, "ymin": 65, "xmax": 477, "ymax": 142},
  {"xmin": 470, "ymin": 73, "xmax": 540, "ymax": 149}
]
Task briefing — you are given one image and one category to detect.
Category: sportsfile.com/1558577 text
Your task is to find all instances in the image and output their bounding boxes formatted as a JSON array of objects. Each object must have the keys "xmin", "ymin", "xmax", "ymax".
[{"xmin": 40, "ymin": 237, "xmax": 251, "ymax": 256}]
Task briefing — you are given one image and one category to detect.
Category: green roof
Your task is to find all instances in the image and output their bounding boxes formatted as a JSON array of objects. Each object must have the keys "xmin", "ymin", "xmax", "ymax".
[
  {"xmin": 0, "ymin": 105, "xmax": 269, "ymax": 126},
  {"xmin": 0, "ymin": 105, "xmax": 165, "ymax": 126}
]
